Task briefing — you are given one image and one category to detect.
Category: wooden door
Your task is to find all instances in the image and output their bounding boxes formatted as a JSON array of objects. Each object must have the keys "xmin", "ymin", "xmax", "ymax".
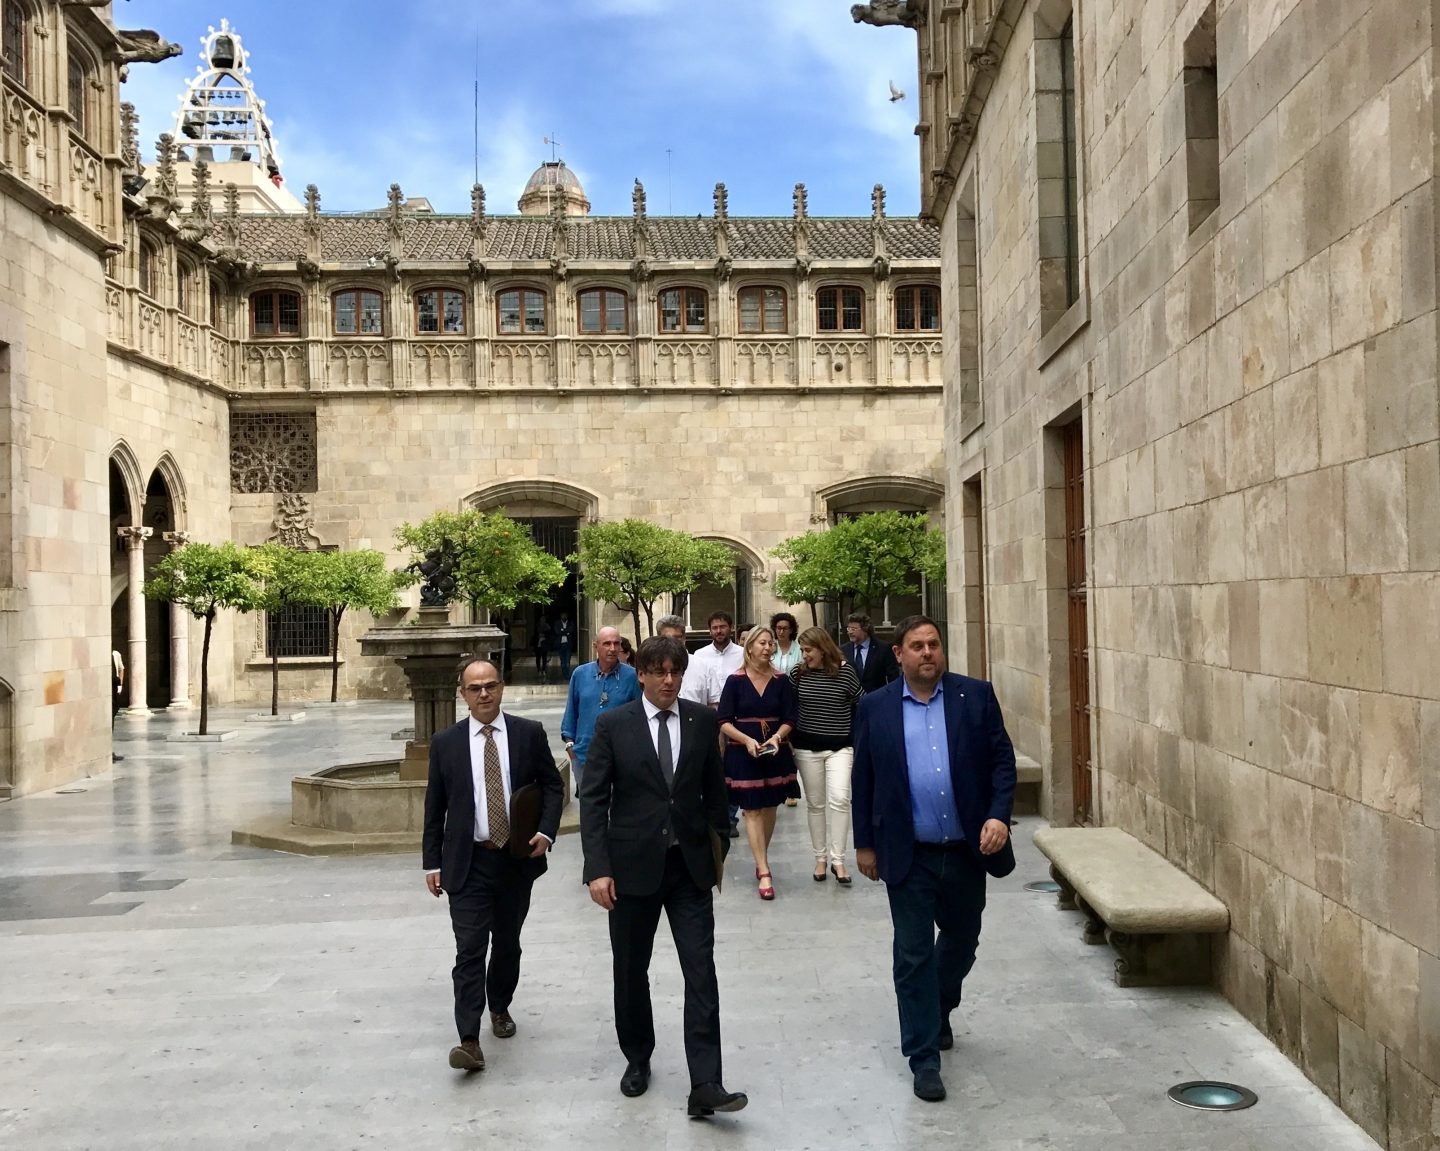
[{"xmin": 1063, "ymin": 421, "xmax": 1092, "ymax": 824}]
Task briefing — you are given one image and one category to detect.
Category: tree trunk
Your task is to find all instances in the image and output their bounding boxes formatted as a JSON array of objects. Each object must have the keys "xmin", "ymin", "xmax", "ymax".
[
  {"xmin": 199, "ymin": 609, "xmax": 214, "ymax": 736},
  {"xmin": 641, "ymin": 600, "xmax": 655, "ymax": 638},
  {"xmin": 808, "ymin": 601, "xmax": 818, "ymax": 626},
  {"xmin": 270, "ymin": 624, "xmax": 279, "ymax": 716},
  {"xmin": 330, "ymin": 606, "xmax": 343, "ymax": 703},
  {"xmin": 628, "ymin": 598, "xmax": 642, "ymax": 647}
]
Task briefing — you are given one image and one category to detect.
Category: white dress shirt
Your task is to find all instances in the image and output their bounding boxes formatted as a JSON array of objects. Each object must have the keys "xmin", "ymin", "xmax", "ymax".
[
  {"xmin": 681, "ymin": 641, "xmax": 744, "ymax": 706},
  {"xmin": 469, "ymin": 712, "xmax": 512, "ymax": 843},
  {"xmin": 641, "ymin": 695, "xmax": 683, "ymax": 767}
]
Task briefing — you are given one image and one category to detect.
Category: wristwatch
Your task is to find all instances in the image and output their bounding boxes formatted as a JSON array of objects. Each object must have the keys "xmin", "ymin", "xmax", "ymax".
[{"xmin": 564, "ymin": 740, "xmax": 575, "ymax": 751}]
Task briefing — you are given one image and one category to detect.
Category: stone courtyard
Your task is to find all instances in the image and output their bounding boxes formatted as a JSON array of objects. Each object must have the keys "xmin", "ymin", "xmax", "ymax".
[{"xmin": 0, "ymin": 699, "xmax": 1379, "ymax": 1150}]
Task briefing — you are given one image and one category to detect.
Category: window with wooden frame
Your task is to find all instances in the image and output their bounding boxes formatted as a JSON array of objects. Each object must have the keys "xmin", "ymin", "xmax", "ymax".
[
  {"xmin": 137, "ymin": 241, "xmax": 157, "ymax": 298},
  {"xmin": 1, "ymin": 0, "xmax": 27, "ymax": 86},
  {"xmin": 894, "ymin": 285, "xmax": 941, "ymax": 332},
  {"xmin": 250, "ymin": 290, "xmax": 301, "ymax": 337},
  {"xmin": 658, "ymin": 286, "xmax": 707, "ymax": 333},
  {"xmin": 332, "ymin": 288, "xmax": 384, "ymax": 335},
  {"xmin": 496, "ymin": 287, "xmax": 547, "ymax": 335},
  {"xmin": 817, "ymin": 285, "xmax": 865, "ymax": 332},
  {"xmin": 577, "ymin": 287, "xmax": 628, "ymax": 335},
  {"xmin": 414, "ymin": 288, "xmax": 466, "ymax": 335},
  {"xmin": 66, "ymin": 46, "xmax": 88, "ymax": 136},
  {"xmin": 737, "ymin": 286, "xmax": 787, "ymax": 334}
]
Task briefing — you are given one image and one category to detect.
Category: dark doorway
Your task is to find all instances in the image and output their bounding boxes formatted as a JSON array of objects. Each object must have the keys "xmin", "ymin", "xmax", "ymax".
[
  {"xmin": 142, "ymin": 470, "xmax": 174, "ymax": 709},
  {"xmin": 507, "ymin": 516, "xmax": 582, "ymax": 684},
  {"xmin": 1062, "ymin": 421, "xmax": 1092, "ymax": 825},
  {"xmin": 108, "ymin": 460, "xmax": 130, "ymax": 700}
]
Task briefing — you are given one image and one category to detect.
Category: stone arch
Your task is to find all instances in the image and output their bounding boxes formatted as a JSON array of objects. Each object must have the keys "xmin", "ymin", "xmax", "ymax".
[
  {"xmin": 463, "ymin": 476, "xmax": 600, "ymax": 521},
  {"xmin": 817, "ymin": 474, "xmax": 944, "ymax": 517},
  {"xmin": 108, "ymin": 440, "xmax": 144, "ymax": 524},
  {"xmin": 687, "ymin": 533, "xmax": 767, "ymax": 633},
  {"xmin": 696, "ymin": 532, "xmax": 767, "ymax": 579},
  {"xmin": 148, "ymin": 452, "xmax": 188, "ymax": 530}
]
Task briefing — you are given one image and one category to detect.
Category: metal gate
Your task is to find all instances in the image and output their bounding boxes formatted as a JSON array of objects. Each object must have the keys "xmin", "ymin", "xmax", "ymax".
[{"xmin": 1063, "ymin": 422, "xmax": 1092, "ymax": 825}]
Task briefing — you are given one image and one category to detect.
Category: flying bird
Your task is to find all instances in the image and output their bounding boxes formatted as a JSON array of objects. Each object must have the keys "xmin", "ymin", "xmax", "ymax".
[{"xmin": 888, "ymin": 81, "xmax": 906, "ymax": 102}]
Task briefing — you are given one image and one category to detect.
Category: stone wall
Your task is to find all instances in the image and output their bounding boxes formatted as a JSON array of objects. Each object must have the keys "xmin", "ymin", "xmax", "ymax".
[{"xmin": 925, "ymin": 0, "xmax": 1438, "ymax": 1145}]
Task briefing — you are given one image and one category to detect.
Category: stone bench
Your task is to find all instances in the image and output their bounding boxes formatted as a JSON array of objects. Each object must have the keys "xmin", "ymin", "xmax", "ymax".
[
  {"xmin": 1032, "ymin": 826, "xmax": 1229, "ymax": 987},
  {"xmin": 1014, "ymin": 754, "xmax": 1041, "ymax": 815}
]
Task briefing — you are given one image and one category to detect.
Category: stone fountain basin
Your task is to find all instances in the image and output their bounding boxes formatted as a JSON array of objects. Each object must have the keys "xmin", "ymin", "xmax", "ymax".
[{"xmin": 290, "ymin": 760, "xmax": 423, "ymax": 834}]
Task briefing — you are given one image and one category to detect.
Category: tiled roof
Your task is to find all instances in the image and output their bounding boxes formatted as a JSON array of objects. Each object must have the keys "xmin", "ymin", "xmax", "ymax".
[{"xmin": 235, "ymin": 214, "xmax": 940, "ymax": 264}]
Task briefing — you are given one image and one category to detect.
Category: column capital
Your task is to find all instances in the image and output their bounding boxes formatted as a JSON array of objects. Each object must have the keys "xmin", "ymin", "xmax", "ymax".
[
  {"xmin": 162, "ymin": 530, "xmax": 191, "ymax": 547},
  {"xmin": 117, "ymin": 525, "xmax": 154, "ymax": 549}
]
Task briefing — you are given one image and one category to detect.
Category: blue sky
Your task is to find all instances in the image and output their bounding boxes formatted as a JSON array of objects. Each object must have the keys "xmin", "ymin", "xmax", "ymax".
[{"xmin": 119, "ymin": 1, "xmax": 923, "ymax": 218}]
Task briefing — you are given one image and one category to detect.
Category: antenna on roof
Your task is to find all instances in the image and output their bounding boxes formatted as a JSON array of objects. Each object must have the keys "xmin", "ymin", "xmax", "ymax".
[
  {"xmin": 472, "ymin": 24, "xmax": 480, "ymax": 185},
  {"xmin": 666, "ymin": 147, "xmax": 672, "ymax": 215}
]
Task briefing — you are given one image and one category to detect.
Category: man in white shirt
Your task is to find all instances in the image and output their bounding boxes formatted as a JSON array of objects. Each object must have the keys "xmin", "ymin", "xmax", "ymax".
[
  {"xmin": 681, "ymin": 611, "xmax": 744, "ymax": 706},
  {"xmin": 422, "ymin": 658, "xmax": 564, "ymax": 1073}
]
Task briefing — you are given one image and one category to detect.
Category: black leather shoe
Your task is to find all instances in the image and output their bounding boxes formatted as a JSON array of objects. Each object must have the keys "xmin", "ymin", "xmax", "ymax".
[
  {"xmin": 727, "ymin": 821, "xmax": 740, "ymax": 839},
  {"xmin": 939, "ymin": 1019, "xmax": 953, "ymax": 1050},
  {"xmin": 620, "ymin": 1060, "xmax": 650, "ymax": 1097},
  {"xmin": 491, "ymin": 1010, "xmax": 516, "ymax": 1039},
  {"xmin": 687, "ymin": 1082, "xmax": 748, "ymax": 1116},
  {"xmin": 913, "ymin": 1068, "xmax": 946, "ymax": 1102}
]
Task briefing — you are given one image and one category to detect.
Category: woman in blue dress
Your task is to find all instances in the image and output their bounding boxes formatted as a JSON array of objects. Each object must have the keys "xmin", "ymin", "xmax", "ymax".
[{"xmin": 718, "ymin": 626, "xmax": 799, "ymax": 900}]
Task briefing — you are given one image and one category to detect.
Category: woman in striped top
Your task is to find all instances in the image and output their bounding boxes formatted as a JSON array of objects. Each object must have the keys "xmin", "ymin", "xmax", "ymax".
[{"xmin": 788, "ymin": 626, "xmax": 865, "ymax": 883}]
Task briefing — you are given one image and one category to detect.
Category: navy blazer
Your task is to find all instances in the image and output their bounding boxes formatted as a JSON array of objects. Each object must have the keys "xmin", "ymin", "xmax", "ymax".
[
  {"xmin": 851, "ymin": 672, "xmax": 1017, "ymax": 885},
  {"xmin": 422, "ymin": 713, "xmax": 564, "ymax": 893}
]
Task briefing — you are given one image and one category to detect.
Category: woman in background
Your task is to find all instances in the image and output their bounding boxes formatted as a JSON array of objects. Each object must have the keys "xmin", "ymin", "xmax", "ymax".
[{"xmin": 789, "ymin": 626, "xmax": 863, "ymax": 883}]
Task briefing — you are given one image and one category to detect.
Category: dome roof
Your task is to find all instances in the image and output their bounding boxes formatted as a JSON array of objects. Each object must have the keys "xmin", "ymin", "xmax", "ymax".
[{"xmin": 523, "ymin": 161, "xmax": 584, "ymax": 197}]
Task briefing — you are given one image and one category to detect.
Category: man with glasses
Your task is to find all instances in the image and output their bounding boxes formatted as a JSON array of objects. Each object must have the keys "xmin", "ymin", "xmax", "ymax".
[
  {"xmin": 561, "ymin": 625, "xmax": 640, "ymax": 795},
  {"xmin": 423, "ymin": 658, "xmax": 564, "ymax": 1073}
]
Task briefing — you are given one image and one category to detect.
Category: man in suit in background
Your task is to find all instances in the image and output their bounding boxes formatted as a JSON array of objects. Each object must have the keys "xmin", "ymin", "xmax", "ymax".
[
  {"xmin": 844, "ymin": 612, "xmax": 900, "ymax": 693},
  {"xmin": 851, "ymin": 615, "xmax": 1017, "ymax": 1103},
  {"xmin": 580, "ymin": 636, "xmax": 748, "ymax": 1118},
  {"xmin": 423, "ymin": 657, "xmax": 564, "ymax": 1073}
]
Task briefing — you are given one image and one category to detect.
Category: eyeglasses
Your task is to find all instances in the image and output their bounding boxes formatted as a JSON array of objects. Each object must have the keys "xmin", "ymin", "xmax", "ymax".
[{"xmin": 463, "ymin": 683, "xmax": 501, "ymax": 695}]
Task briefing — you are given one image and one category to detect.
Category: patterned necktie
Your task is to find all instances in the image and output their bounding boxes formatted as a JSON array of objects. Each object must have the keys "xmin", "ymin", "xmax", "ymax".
[
  {"xmin": 481, "ymin": 724, "xmax": 508, "ymax": 847},
  {"xmin": 656, "ymin": 710, "xmax": 675, "ymax": 789},
  {"xmin": 855, "ymin": 644, "xmax": 865, "ymax": 673}
]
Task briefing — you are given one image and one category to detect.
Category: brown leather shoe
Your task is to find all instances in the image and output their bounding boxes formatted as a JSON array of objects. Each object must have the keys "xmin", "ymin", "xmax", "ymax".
[
  {"xmin": 448, "ymin": 1038, "xmax": 485, "ymax": 1071},
  {"xmin": 490, "ymin": 1010, "xmax": 517, "ymax": 1039}
]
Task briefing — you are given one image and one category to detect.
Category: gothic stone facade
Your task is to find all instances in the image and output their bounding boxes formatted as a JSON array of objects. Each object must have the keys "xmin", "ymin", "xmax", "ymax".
[
  {"xmin": 890, "ymin": 0, "xmax": 1439, "ymax": 1145},
  {"xmin": 0, "ymin": 3, "xmax": 946, "ymax": 792}
]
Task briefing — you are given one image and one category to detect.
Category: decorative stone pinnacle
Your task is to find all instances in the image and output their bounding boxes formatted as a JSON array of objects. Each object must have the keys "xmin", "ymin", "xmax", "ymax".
[
  {"xmin": 632, "ymin": 178, "xmax": 647, "ymax": 220},
  {"xmin": 154, "ymin": 132, "xmax": 178, "ymax": 201},
  {"xmin": 871, "ymin": 183, "xmax": 887, "ymax": 221},
  {"xmin": 713, "ymin": 182, "xmax": 729, "ymax": 221},
  {"xmin": 470, "ymin": 183, "xmax": 487, "ymax": 237},
  {"xmin": 188, "ymin": 159, "xmax": 212, "ymax": 228},
  {"xmin": 221, "ymin": 182, "xmax": 242, "ymax": 251},
  {"xmin": 793, "ymin": 182, "xmax": 808, "ymax": 221},
  {"xmin": 119, "ymin": 102, "xmax": 140, "ymax": 176},
  {"xmin": 387, "ymin": 182, "xmax": 404, "ymax": 238}
]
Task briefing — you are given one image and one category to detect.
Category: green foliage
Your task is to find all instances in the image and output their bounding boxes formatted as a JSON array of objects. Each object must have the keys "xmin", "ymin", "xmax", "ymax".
[
  {"xmin": 311, "ymin": 549, "xmax": 403, "ymax": 618},
  {"xmin": 395, "ymin": 509, "xmax": 568, "ymax": 611},
  {"xmin": 144, "ymin": 540, "xmax": 268, "ymax": 619},
  {"xmin": 577, "ymin": 519, "xmax": 734, "ymax": 637},
  {"xmin": 770, "ymin": 512, "xmax": 946, "ymax": 615}
]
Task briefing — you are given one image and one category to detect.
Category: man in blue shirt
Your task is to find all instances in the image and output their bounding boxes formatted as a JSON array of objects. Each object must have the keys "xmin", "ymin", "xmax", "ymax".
[
  {"xmin": 851, "ymin": 615, "xmax": 1017, "ymax": 1104},
  {"xmin": 562, "ymin": 626, "xmax": 640, "ymax": 794}
]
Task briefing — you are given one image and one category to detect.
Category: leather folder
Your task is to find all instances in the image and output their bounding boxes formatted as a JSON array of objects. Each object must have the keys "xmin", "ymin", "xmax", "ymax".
[
  {"xmin": 708, "ymin": 825, "xmax": 725, "ymax": 892},
  {"xmin": 508, "ymin": 783, "xmax": 542, "ymax": 859}
]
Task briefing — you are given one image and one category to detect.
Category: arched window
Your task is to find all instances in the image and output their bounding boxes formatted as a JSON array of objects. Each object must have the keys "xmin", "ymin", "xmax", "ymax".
[
  {"xmin": 414, "ymin": 287, "xmax": 466, "ymax": 334},
  {"xmin": 332, "ymin": 288, "xmax": 384, "ymax": 335},
  {"xmin": 137, "ymin": 241, "xmax": 157, "ymax": 298},
  {"xmin": 496, "ymin": 287, "xmax": 547, "ymax": 335},
  {"xmin": 737, "ymin": 286, "xmax": 787, "ymax": 334},
  {"xmin": 817, "ymin": 285, "xmax": 865, "ymax": 332},
  {"xmin": 893, "ymin": 285, "xmax": 940, "ymax": 332},
  {"xmin": 1, "ymin": 1, "xmax": 27, "ymax": 86},
  {"xmin": 250, "ymin": 290, "xmax": 301, "ymax": 337},
  {"xmin": 658, "ymin": 286, "xmax": 707, "ymax": 333},
  {"xmin": 66, "ymin": 46, "xmax": 88, "ymax": 136},
  {"xmin": 176, "ymin": 260, "xmax": 195, "ymax": 318},
  {"xmin": 577, "ymin": 287, "xmax": 628, "ymax": 334},
  {"xmin": 209, "ymin": 279, "xmax": 223, "ymax": 330}
]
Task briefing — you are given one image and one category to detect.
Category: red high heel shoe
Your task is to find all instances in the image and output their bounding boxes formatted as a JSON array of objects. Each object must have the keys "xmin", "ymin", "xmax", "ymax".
[{"xmin": 757, "ymin": 872, "xmax": 775, "ymax": 900}]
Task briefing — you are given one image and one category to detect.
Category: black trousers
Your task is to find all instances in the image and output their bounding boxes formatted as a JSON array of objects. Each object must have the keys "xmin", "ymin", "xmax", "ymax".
[
  {"xmin": 447, "ymin": 846, "xmax": 534, "ymax": 1042},
  {"xmin": 609, "ymin": 845, "xmax": 722, "ymax": 1087}
]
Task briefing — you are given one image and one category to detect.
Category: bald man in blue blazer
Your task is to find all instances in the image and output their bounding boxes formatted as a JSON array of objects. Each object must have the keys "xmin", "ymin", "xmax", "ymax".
[{"xmin": 851, "ymin": 615, "xmax": 1017, "ymax": 1104}]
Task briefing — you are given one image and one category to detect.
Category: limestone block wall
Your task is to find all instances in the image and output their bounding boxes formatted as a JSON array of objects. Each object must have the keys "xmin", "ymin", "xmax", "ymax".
[
  {"xmin": 225, "ymin": 389, "xmax": 945, "ymax": 703},
  {"xmin": 0, "ymin": 197, "xmax": 114, "ymax": 796},
  {"xmin": 932, "ymin": 0, "xmax": 1438, "ymax": 1145}
]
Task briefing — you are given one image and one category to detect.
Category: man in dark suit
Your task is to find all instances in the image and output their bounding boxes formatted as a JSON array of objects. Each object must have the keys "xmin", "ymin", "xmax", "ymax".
[
  {"xmin": 851, "ymin": 615, "xmax": 1017, "ymax": 1103},
  {"xmin": 423, "ymin": 657, "xmax": 564, "ymax": 1073},
  {"xmin": 579, "ymin": 635, "xmax": 748, "ymax": 1118},
  {"xmin": 844, "ymin": 611, "xmax": 900, "ymax": 692}
]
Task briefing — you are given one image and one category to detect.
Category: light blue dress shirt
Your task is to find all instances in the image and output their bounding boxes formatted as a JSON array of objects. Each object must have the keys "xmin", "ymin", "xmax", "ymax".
[
  {"xmin": 561, "ymin": 660, "xmax": 640, "ymax": 765},
  {"xmin": 901, "ymin": 679, "xmax": 962, "ymax": 844}
]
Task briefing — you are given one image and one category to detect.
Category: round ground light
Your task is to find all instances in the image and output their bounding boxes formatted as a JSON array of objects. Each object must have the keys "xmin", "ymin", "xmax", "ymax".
[
  {"xmin": 1167, "ymin": 1081, "xmax": 1258, "ymax": 1111},
  {"xmin": 1023, "ymin": 880, "xmax": 1061, "ymax": 893}
]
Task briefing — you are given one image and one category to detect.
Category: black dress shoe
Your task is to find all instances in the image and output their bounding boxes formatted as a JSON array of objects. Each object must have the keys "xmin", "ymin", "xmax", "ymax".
[
  {"xmin": 913, "ymin": 1068, "xmax": 946, "ymax": 1101},
  {"xmin": 939, "ymin": 1019, "xmax": 954, "ymax": 1050},
  {"xmin": 491, "ymin": 1010, "xmax": 516, "ymax": 1039},
  {"xmin": 687, "ymin": 1082, "xmax": 748, "ymax": 1117},
  {"xmin": 620, "ymin": 1060, "xmax": 650, "ymax": 1097},
  {"xmin": 727, "ymin": 821, "xmax": 740, "ymax": 839}
]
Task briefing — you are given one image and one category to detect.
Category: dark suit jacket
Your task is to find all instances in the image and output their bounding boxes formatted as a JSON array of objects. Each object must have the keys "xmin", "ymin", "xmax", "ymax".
[
  {"xmin": 851, "ymin": 672, "xmax": 1017, "ymax": 885},
  {"xmin": 845, "ymin": 638, "xmax": 900, "ymax": 693},
  {"xmin": 422, "ymin": 713, "xmax": 564, "ymax": 894},
  {"xmin": 579, "ymin": 699, "xmax": 730, "ymax": 897}
]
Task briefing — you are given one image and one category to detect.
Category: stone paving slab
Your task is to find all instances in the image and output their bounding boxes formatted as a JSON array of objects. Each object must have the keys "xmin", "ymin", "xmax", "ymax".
[{"xmin": 0, "ymin": 702, "xmax": 1379, "ymax": 1150}]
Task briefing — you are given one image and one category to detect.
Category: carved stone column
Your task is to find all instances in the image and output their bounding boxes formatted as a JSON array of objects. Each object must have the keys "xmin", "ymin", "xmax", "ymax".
[
  {"xmin": 117, "ymin": 526, "xmax": 154, "ymax": 715},
  {"xmin": 162, "ymin": 531, "xmax": 191, "ymax": 708}
]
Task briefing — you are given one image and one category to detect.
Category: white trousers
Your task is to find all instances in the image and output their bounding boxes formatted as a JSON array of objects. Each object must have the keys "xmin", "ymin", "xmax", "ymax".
[{"xmin": 792, "ymin": 747, "xmax": 854, "ymax": 865}]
